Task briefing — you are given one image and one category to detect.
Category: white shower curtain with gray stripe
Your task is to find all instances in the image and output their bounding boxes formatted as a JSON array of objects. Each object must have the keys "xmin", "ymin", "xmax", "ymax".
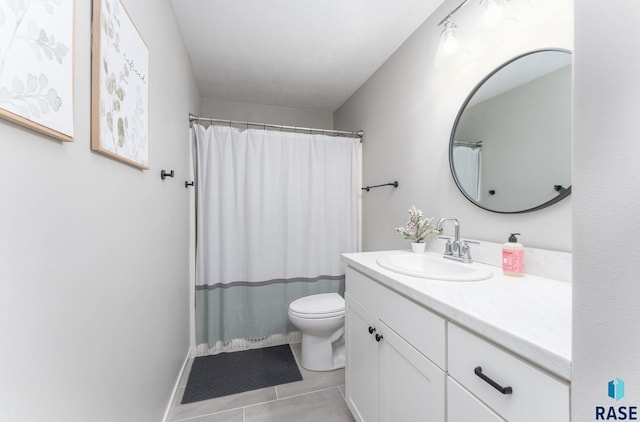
[
  {"xmin": 453, "ymin": 145, "xmax": 481, "ymax": 201},
  {"xmin": 194, "ymin": 123, "xmax": 360, "ymax": 354}
]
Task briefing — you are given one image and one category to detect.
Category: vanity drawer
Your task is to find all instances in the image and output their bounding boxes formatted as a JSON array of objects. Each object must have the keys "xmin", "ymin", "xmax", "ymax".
[
  {"xmin": 346, "ymin": 267, "xmax": 384, "ymax": 314},
  {"xmin": 448, "ymin": 323, "xmax": 569, "ymax": 422},
  {"xmin": 346, "ymin": 267, "xmax": 446, "ymax": 369},
  {"xmin": 448, "ymin": 377, "xmax": 505, "ymax": 422}
]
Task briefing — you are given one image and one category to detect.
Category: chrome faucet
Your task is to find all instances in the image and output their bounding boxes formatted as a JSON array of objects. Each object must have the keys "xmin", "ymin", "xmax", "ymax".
[{"xmin": 436, "ymin": 217, "xmax": 475, "ymax": 263}]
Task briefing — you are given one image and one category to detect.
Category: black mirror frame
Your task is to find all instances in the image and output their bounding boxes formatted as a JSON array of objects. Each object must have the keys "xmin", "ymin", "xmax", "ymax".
[{"xmin": 448, "ymin": 48, "xmax": 572, "ymax": 214}]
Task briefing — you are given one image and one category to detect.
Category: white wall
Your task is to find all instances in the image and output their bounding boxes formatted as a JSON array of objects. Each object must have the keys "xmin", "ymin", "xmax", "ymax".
[
  {"xmin": 202, "ymin": 97, "xmax": 333, "ymax": 129},
  {"xmin": 334, "ymin": 0, "xmax": 572, "ymax": 252},
  {"xmin": 0, "ymin": 1, "xmax": 200, "ymax": 421},
  {"xmin": 572, "ymin": 2, "xmax": 640, "ymax": 420}
]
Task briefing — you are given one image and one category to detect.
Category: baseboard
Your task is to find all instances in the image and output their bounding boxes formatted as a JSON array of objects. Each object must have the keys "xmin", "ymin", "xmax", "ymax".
[{"xmin": 162, "ymin": 346, "xmax": 192, "ymax": 422}]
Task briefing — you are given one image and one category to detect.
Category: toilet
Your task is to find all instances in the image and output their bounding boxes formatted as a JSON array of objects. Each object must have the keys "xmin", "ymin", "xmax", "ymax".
[{"xmin": 288, "ymin": 293, "xmax": 345, "ymax": 371}]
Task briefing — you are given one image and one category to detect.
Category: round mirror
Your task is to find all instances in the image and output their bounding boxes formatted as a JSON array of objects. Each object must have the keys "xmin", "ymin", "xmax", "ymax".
[{"xmin": 449, "ymin": 49, "xmax": 572, "ymax": 213}]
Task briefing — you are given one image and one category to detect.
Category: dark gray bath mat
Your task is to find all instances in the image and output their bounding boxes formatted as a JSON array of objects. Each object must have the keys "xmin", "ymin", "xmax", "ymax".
[{"xmin": 181, "ymin": 344, "xmax": 303, "ymax": 404}]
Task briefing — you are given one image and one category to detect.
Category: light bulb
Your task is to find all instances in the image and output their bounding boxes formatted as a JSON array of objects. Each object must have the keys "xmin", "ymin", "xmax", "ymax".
[
  {"xmin": 440, "ymin": 20, "xmax": 460, "ymax": 56},
  {"xmin": 482, "ymin": 0, "xmax": 505, "ymax": 28}
]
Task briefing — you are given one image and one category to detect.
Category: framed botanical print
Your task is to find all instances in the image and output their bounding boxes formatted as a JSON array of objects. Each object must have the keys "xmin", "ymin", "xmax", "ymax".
[
  {"xmin": 0, "ymin": 0, "xmax": 75, "ymax": 142},
  {"xmin": 91, "ymin": 0, "xmax": 149, "ymax": 169}
]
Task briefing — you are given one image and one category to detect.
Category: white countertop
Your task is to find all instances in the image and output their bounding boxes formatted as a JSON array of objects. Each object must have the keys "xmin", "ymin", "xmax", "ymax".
[{"xmin": 342, "ymin": 250, "xmax": 572, "ymax": 381}]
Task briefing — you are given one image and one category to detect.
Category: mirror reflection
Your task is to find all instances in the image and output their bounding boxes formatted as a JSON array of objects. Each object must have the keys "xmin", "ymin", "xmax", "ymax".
[{"xmin": 450, "ymin": 50, "xmax": 572, "ymax": 213}]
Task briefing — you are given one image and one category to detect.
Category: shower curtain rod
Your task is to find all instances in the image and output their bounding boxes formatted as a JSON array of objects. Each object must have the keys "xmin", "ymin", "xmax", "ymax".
[
  {"xmin": 453, "ymin": 140, "xmax": 483, "ymax": 148},
  {"xmin": 189, "ymin": 113, "xmax": 364, "ymax": 140}
]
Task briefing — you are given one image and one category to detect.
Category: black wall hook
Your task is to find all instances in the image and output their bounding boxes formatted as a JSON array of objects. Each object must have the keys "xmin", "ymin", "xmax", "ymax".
[{"xmin": 161, "ymin": 170, "xmax": 174, "ymax": 180}]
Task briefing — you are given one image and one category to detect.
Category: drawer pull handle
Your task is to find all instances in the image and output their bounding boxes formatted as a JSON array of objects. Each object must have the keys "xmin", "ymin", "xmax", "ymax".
[
  {"xmin": 368, "ymin": 326, "xmax": 376, "ymax": 334},
  {"xmin": 375, "ymin": 333, "xmax": 384, "ymax": 342},
  {"xmin": 474, "ymin": 366, "xmax": 513, "ymax": 395}
]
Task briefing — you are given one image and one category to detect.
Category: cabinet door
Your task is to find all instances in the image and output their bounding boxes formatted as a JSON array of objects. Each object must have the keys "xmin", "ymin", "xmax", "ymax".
[
  {"xmin": 345, "ymin": 293, "xmax": 379, "ymax": 422},
  {"xmin": 448, "ymin": 377, "xmax": 505, "ymax": 422},
  {"xmin": 378, "ymin": 321, "xmax": 445, "ymax": 422}
]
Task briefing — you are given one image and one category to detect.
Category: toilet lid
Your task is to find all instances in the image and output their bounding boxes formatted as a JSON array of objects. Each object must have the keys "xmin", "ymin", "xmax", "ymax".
[{"xmin": 289, "ymin": 293, "xmax": 345, "ymax": 317}]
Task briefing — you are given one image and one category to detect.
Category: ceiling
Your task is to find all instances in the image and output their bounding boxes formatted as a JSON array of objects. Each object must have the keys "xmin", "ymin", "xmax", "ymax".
[{"xmin": 170, "ymin": 0, "xmax": 446, "ymax": 112}]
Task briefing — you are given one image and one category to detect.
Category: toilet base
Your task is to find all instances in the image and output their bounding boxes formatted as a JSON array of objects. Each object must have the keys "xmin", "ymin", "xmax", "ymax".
[{"xmin": 299, "ymin": 330, "xmax": 345, "ymax": 371}]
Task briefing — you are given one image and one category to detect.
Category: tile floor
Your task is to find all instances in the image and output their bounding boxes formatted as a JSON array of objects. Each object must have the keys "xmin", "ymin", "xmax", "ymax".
[{"xmin": 168, "ymin": 344, "xmax": 355, "ymax": 422}]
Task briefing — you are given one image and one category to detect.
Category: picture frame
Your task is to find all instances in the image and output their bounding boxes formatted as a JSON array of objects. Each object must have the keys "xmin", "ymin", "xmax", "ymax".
[
  {"xmin": 0, "ymin": 1, "xmax": 75, "ymax": 142},
  {"xmin": 91, "ymin": 0, "xmax": 149, "ymax": 169}
]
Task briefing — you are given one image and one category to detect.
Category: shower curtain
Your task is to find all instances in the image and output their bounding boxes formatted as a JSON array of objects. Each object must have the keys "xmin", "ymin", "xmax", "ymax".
[
  {"xmin": 453, "ymin": 146, "xmax": 481, "ymax": 201},
  {"xmin": 193, "ymin": 123, "xmax": 360, "ymax": 355}
]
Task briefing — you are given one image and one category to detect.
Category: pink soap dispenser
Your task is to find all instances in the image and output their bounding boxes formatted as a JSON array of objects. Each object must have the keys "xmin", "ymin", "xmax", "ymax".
[{"xmin": 502, "ymin": 233, "xmax": 524, "ymax": 277}]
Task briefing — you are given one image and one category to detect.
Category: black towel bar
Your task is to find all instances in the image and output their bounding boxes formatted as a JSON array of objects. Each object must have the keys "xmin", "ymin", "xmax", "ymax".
[{"xmin": 362, "ymin": 181, "xmax": 398, "ymax": 192}]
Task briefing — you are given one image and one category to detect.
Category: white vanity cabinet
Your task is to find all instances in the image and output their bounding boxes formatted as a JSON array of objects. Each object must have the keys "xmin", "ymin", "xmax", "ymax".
[
  {"xmin": 344, "ymin": 263, "xmax": 570, "ymax": 422},
  {"xmin": 345, "ymin": 268, "xmax": 446, "ymax": 422}
]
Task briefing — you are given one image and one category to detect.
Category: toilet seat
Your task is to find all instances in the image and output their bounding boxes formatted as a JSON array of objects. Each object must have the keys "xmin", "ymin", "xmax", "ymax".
[{"xmin": 289, "ymin": 293, "xmax": 345, "ymax": 319}]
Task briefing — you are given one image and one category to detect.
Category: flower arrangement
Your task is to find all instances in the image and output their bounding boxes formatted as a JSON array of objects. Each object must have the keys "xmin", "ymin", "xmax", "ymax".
[{"xmin": 394, "ymin": 205, "xmax": 440, "ymax": 243}]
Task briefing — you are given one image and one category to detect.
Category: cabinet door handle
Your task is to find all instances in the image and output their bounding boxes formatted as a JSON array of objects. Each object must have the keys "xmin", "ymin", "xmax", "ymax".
[
  {"xmin": 375, "ymin": 333, "xmax": 384, "ymax": 342},
  {"xmin": 474, "ymin": 366, "xmax": 513, "ymax": 395},
  {"xmin": 368, "ymin": 326, "xmax": 376, "ymax": 334}
]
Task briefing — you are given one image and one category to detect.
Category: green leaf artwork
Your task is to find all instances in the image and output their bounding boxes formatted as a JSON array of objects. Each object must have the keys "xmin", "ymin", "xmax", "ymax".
[
  {"xmin": 93, "ymin": 0, "xmax": 148, "ymax": 168},
  {"xmin": 117, "ymin": 117, "xmax": 125, "ymax": 147},
  {"xmin": 100, "ymin": 1, "xmax": 129, "ymax": 151},
  {"xmin": 0, "ymin": 0, "xmax": 72, "ymax": 140}
]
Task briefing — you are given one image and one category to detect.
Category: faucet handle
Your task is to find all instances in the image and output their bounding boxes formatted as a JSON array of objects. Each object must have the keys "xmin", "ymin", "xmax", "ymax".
[
  {"xmin": 460, "ymin": 240, "xmax": 475, "ymax": 263},
  {"xmin": 438, "ymin": 236, "xmax": 453, "ymax": 255}
]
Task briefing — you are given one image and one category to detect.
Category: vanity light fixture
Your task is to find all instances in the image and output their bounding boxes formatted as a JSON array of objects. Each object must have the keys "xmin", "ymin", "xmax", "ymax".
[
  {"xmin": 437, "ymin": 0, "xmax": 512, "ymax": 55},
  {"xmin": 480, "ymin": 0, "xmax": 507, "ymax": 28},
  {"xmin": 440, "ymin": 18, "xmax": 461, "ymax": 55},
  {"xmin": 437, "ymin": 0, "xmax": 470, "ymax": 56}
]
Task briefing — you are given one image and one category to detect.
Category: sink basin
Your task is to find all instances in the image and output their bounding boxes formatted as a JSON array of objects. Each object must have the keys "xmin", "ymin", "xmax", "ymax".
[{"xmin": 376, "ymin": 253, "xmax": 493, "ymax": 281}]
